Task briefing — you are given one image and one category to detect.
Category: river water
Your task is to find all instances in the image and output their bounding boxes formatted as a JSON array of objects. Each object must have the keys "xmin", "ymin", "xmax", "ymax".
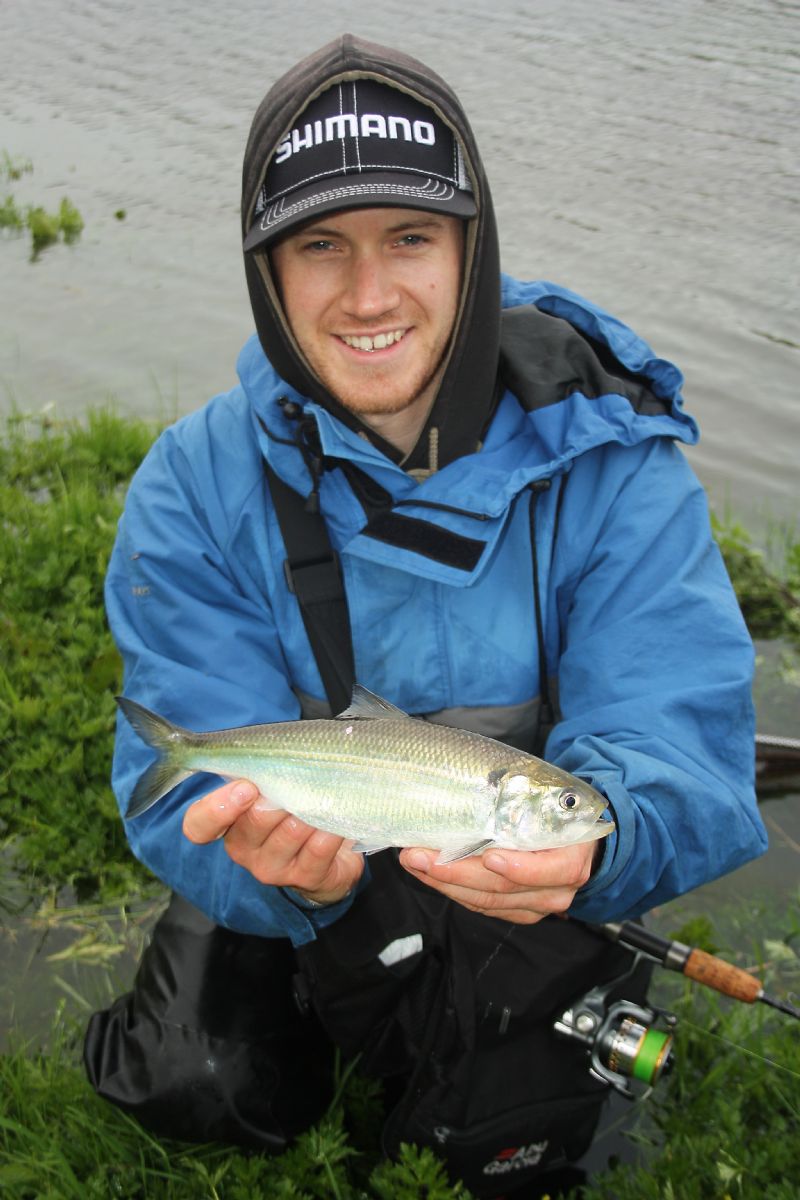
[
  {"xmin": 1, "ymin": 0, "xmax": 798, "ymax": 532},
  {"xmin": 1, "ymin": 0, "xmax": 798, "ymax": 1072}
]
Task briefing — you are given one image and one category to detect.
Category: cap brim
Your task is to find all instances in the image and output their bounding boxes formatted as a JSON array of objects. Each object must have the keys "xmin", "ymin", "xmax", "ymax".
[{"xmin": 244, "ymin": 171, "xmax": 477, "ymax": 252}]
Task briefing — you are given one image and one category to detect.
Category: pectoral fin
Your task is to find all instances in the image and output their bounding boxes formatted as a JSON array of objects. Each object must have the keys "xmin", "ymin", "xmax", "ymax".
[{"xmin": 434, "ymin": 839, "xmax": 495, "ymax": 865}]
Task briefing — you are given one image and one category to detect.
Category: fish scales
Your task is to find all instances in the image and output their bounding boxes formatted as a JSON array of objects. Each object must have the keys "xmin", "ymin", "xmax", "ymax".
[
  {"xmin": 117, "ymin": 686, "xmax": 613, "ymax": 857},
  {"xmin": 182, "ymin": 717, "xmax": 506, "ymax": 845}
]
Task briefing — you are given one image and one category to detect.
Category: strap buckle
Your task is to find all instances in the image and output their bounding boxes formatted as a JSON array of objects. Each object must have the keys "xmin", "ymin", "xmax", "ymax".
[{"xmin": 283, "ymin": 552, "xmax": 344, "ymax": 602}]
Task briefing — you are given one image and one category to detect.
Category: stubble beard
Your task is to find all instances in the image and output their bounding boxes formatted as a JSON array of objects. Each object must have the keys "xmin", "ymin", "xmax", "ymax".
[{"xmin": 311, "ymin": 344, "xmax": 448, "ymax": 421}]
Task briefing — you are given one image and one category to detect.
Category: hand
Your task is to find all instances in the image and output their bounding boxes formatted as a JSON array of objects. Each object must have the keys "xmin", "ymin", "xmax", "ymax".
[
  {"xmin": 182, "ymin": 779, "xmax": 365, "ymax": 906},
  {"xmin": 398, "ymin": 840, "xmax": 601, "ymax": 923}
]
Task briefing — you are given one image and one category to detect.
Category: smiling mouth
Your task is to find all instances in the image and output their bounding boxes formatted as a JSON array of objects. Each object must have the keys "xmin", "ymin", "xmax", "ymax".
[{"xmin": 339, "ymin": 329, "xmax": 408, "ymax": 353}]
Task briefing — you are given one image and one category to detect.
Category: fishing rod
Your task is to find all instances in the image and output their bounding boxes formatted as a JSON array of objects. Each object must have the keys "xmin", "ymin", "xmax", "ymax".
[
  {"xmin": 755, "ymin": 731, "xmax": 800, "ymax": 793},
  {"xmin": 594, "ymin": 920, "xmax": 800, "ymax": 1020},
  {"xmin": 554, "ymin": 919, "xmax": 799, "ymax": 1098}
]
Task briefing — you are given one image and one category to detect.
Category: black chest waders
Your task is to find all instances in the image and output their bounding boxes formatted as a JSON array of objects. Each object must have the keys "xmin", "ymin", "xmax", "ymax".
[{"xmin": 84, "ymin": 458, "xmax": 651, "ymax": 1197}]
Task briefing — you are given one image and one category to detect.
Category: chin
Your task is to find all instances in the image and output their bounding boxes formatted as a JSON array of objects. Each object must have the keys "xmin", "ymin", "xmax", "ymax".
[
  {"xmin": 343, "ymin": 395, "xmax": 418, "ymax": 417},
  {"xmin": 326, "ymin": 380, "xmax": 424, "ymax": 418}
]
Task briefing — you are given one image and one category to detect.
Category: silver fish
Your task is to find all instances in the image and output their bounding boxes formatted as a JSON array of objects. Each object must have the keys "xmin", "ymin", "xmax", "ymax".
[{"xmin": 118, "ymin": 686, "xmax": 613, "ymax": 863}]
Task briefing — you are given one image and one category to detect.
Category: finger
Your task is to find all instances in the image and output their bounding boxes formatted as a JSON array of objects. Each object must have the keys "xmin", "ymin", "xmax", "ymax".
[
  {"xmin": 220, "ymin": 806, "xmax": 355, "ymax": 892},
  {"xmin": 286, "ymin": 844, "xmax": 366, "ymax": 903},
  {"xmin": 399, "ymin": 848, "xmax": 523, "ymax": 895},
  {"xmin": 482, "ymin": 844, "xmax": 596, "ymax": 892},
  {"xmin": 279, "ymin": 828, "xmax": 362, "ymax": 891},
  {"xmin": 401, "ymin": 863, "xmax": 578, "ymax": 918},
  {"xmin": 229, "ymin": 809, "xmax": 344, "ymax": 877},
  {"xmin": 182, "ymin": 779, "xmax": 260, "ymax": 844},
  {"xmin": 224, "ymin": 807, "xmax": 362, "ymax": 897}
]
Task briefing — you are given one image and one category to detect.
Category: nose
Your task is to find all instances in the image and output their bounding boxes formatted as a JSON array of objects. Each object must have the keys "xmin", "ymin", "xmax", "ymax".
[{"xmin": 341, "ymin": 252, "xmax": 400, "ymax": 321}]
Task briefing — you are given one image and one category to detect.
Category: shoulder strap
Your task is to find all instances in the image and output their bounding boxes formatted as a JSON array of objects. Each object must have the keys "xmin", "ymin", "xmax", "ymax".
[{"xmin": 265, "ymin": 463, "xmax": 355, "ymax": 715}]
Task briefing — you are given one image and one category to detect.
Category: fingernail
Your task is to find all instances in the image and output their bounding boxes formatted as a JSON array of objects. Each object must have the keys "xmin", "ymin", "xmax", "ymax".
[
  {"xmin": 484, "ymin": 852, "xmax": 507, "ymax": 872},
  {"xmin": 231, "ymin": 782, "xmax": 257, "ymax": 806},
  {"xmin": 404, "ymin": 850, "xmax": 430, "ymax": 872}
]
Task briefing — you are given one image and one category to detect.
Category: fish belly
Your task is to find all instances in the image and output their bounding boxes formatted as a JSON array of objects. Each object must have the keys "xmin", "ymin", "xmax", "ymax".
[{"xmin": 186, "ymin": 718, "xmax": 501, "ymax": 850}]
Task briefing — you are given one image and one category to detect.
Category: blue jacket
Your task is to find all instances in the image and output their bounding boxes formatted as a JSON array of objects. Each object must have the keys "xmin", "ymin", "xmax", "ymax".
[{"xmin": 106, "ymin": 276, "xmax": 768, "ymax": 946}]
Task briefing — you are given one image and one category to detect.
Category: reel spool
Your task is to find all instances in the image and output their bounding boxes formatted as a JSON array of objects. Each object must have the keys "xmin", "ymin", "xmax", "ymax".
[{"xmin": 553, "ymin": 956, "xmax": 677, "ymax": 1098}]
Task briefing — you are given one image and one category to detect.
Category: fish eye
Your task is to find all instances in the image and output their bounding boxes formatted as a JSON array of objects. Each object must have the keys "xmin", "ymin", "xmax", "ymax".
[{"xmin": 559, "ymin": 790, "xmax": 580, "ymax": 811}]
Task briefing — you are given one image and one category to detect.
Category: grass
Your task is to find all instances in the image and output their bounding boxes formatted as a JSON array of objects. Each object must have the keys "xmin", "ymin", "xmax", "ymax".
[
  {"xmin": 0, "ymin": 408, "xmax": 798, "ymax": 1198},
  {"xmin": 0, "ymin": 409, "xmax": 158, "ymax": 899},
  {"xmin": 579, "ymin": 907, "xmax": 800, "ymax": 1200},
  {"xmin": 0, "ymin": 1011, "xmax": 472, "ymax": 1199},
  {"xmin": 0, "ymin": 407, "xmax": 797, "ymax": 904},
  {"xmin": 1, "ymin": 906, "xmax": 797, "ymax": 1199}
]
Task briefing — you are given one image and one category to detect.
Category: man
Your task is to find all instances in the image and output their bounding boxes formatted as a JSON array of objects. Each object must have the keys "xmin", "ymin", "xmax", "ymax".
[{"xmin": 87, "ymin": 34, "xmax": 767, "ymax": 1195}]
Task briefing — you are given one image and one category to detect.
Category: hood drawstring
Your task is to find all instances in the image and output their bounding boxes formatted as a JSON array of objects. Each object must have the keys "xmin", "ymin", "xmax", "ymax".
[
  {"xmin": 406, "ymin": 427, "xmax": 440, "ymax": 484},
  {"xmin": 277, "ymin": 399, "xmax": 325, "ymax": 513}
]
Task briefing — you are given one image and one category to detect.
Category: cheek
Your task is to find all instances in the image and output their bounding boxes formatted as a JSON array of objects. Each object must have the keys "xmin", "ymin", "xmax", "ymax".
[
  {"xmin": 280, "ymin": 278, "xmax": 313, "ymax": 328},
  {"xmin": 271, "ymin": 255, "xmax": 326, "ymax": 331}
]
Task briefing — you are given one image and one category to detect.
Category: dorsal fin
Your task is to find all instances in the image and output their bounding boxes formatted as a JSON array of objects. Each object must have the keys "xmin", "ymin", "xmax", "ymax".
[{"xmin": 337, "ymin": 684, "xmax": 410, "ymax": 720}]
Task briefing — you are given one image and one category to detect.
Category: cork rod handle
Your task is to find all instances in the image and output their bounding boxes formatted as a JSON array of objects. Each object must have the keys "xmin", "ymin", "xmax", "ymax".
[{"xmin": 683, "ymin": 949, "xmax": 762, "ymax": 1003}]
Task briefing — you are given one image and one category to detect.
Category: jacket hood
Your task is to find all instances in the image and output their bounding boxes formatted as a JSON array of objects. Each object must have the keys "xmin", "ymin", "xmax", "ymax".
[{"xmin": 241, "ymin": 34, "xmax": 501, "ymax": 472}]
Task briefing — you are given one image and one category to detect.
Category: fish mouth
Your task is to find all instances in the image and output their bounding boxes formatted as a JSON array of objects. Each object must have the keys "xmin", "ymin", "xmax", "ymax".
[{"xmin": 576, "ymin": 819, "xmax": 615, "ymax": 844}]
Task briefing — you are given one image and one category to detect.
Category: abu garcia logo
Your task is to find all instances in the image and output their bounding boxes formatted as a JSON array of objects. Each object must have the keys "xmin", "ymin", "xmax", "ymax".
[{"xmin": 483, "ymin": 1139, "xmax": 550, "ymax": 1176}]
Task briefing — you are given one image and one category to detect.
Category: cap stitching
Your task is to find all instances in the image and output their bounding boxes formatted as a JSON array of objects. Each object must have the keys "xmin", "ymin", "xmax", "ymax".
[
  {"xmin": 352, "ymin": 81, "xmax": 363, "ymax": 172},
  {"xmin": 258, "ymin": 179, "xmax": 461, "ymax": 231},
  {"xmin": 264, "ymin": 162, "xmax": 464, "ymax": 204},
  {"xmin": 338, "ymin": 83, "xmax": 346, "ymax": 172}
]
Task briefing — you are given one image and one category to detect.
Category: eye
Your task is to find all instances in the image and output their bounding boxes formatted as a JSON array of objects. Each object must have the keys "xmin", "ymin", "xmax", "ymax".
[
  {"xmin": 559, "ymin": 790, "xmax": 580, "ymax": 811},
  {"xmin": 395, "ymin": 233, "xmax": 427, "ymax": 248}
]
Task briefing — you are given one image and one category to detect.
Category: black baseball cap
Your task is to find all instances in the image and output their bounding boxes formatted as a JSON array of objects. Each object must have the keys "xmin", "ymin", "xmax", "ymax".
[{"xmin": 244, "ymin": 77, "xmax": 477, "ymax": 251}]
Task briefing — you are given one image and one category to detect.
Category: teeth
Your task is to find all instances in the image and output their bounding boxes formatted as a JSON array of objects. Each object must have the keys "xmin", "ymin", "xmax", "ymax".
[{"xmin": 341, "ymin": 329, "xmax": 406, "ymax": 352}]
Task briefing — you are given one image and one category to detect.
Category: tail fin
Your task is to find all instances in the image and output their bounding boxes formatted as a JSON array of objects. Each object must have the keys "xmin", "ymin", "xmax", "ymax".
[{"xmin": 116, "ymin": 696, "xmax": 194, "ymax": 819}]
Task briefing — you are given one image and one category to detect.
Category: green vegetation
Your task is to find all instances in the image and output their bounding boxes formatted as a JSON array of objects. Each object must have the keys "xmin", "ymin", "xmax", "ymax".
[
  {"xmin": 0, "ymin": 410, "xmax": 157, "ymax": 899},
  {"xmin": 1, "ymin": 151, "xmax": 84, "ymax": 257},
  {"xmin": 1, "ymin": 410, "xmax": 798, "ymax": 1199},
  {"xmin": 580, "ymin": 906, "xmax": 800, "ymax": 1200},
  {"xmin": 713, "ymin": 513, "xmax": 800, "ymax": 648},
  {"xmin": 1, "ymin": 151, "xmax": 33, "ymax": 183},
  {"xmin": 0, "ymin": 407, "xmax": 797, "ymax": 901},
  {"xmin": 0, "ymin": 1014, "xmax": 472, "ymax": 1198},
  {"xmin": 1, "ymin": 906, "xmax": 797, "ymax": 1198}
]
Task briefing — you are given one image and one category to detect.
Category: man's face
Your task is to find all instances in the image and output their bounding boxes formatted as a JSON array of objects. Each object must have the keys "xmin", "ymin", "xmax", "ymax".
[{"xmin": 270, "ymin": 207, "xmax": 463, "ymax": 423}]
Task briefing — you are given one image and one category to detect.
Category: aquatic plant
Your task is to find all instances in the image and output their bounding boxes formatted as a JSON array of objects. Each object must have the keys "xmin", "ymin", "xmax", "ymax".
[
  {"xmin": 0, "ymin": 151, "xmax": 33, "ymax": 183},
  {"xmin": 0, "ymin": 151, "xmax": 84, "ymax": 256},
  {"xmin": 0, "ymin": 195, "xmax": 25, "ymax": 231},
  {"xmin": 25, "ymin": 198, "xmax": 84, "ymax": 254}
]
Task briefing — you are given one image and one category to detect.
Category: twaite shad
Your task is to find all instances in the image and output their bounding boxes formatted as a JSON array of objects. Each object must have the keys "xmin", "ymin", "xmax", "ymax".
[{"xmin": 118, "ymin": 686, "xmax": 613, "ymax": 863}]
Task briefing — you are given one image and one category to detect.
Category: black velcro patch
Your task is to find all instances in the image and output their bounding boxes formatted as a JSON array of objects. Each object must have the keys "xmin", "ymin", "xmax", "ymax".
[{"xmin": 363, "ymin": 511, "xmax": 486, "ymax": 572}]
